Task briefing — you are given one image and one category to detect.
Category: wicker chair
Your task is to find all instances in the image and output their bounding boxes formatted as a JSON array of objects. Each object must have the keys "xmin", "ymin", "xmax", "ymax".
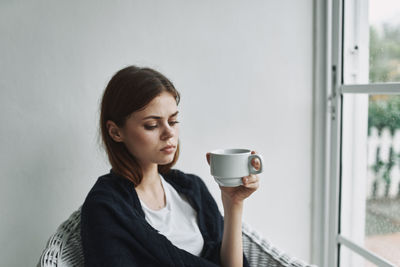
[{"xmin": 37, "ymin": 207, "xmax": 316, "ymax": 267}]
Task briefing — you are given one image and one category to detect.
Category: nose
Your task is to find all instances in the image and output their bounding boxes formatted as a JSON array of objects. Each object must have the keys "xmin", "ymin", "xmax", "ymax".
[{"xmin": 161, "ymin": 123, "xmax": 175, "ymax": 140}]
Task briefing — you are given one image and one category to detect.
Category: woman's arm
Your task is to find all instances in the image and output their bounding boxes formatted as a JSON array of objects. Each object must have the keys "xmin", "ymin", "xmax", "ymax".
[
  {"xmin": 206, "ymin": 151, "xmax": 261, "ymax": 267},
  {"xmin": 220, "ymin": 198, "xmax": 244, "ymax": 267}
]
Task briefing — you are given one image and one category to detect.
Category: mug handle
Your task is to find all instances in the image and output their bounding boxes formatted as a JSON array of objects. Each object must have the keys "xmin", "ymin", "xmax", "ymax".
[{"xmin": 248, "ymin": 154, "xmax": 263, "ymax": 174}]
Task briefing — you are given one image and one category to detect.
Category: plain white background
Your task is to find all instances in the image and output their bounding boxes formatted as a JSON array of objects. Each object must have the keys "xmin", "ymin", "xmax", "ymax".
[{"xmin": 0, "ymin": 1, "xmax": 313, "ymax": 266}]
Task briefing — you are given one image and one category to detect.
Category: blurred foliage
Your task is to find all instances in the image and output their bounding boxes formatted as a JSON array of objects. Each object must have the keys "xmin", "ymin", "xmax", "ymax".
[
  {"xmin": 368, "ymin": 23, "xmax": 400, "ymax": 136},
  {"xmin": 370, "ymin": 24, "xmax": 400, "ymax": 83},
  {"xmin": 368, "ymin": 95, "xmax": 400, "ymax": 136}
]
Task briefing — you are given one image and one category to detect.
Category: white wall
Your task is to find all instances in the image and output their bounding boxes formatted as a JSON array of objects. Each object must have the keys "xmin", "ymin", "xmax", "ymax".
[{"xmin": 0, "ymin": 1, "xmax": 313, "ymax": 266}]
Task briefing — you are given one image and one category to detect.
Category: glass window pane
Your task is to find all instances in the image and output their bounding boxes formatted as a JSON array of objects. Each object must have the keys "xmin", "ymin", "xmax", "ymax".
[
  {"xmin": 369, "ymin": 0, "xmax": 400, "ymax": 83},
  {"xmin": 339, "ymin": 245, "xmax": 378, "ymax": 267},
  {"xmin": 340, "ymin": 94, "xmax": 400, "ymax": 266},
  {"xmin": 343, "ymin": 0, "xmax": 400, "ymax": 84}
]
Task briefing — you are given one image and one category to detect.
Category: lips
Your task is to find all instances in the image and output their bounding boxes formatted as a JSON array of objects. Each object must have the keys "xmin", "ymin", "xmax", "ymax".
[{"xmin": 161, "ymin": 145, "xmax": 176, "ymax": 151}]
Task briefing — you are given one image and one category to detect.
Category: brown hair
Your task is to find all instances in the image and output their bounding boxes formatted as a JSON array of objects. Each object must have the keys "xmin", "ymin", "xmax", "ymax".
[{"xmin": 100, "ymin": 65, "xmax": 181, "ymax": 185}]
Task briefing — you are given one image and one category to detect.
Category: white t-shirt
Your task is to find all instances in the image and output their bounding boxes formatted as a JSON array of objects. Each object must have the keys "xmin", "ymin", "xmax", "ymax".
[{"xmin": 139, "ymin": 174, "xmax": 205, "ymax": 256}]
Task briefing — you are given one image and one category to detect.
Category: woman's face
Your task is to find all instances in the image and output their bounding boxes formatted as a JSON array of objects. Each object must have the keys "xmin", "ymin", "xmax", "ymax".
[{"xmin": 110, "ymin": 91, "xmax": 180, "ymax": 168}]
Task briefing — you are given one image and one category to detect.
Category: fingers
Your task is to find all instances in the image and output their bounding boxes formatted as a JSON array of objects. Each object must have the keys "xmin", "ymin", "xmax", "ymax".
[
  {"xmin": 250, "ymin": 150, "xmax": 261, "ymax": 171},
  {"xmin": 206, "ymin": 152, "xmax": 211, "ymax": 165},
  {"xmin": 242, "ymin": 174, "xmax": 258, "ymax": 184},
  {"xmin": 242, "ymin": 175, "xmax": 259, "ymax": 189}
]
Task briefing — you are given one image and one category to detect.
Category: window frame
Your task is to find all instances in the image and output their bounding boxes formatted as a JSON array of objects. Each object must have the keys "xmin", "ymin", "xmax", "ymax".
[{"xmin": 312, "ymin": 0, "xmax": 400, "ymax": 266}]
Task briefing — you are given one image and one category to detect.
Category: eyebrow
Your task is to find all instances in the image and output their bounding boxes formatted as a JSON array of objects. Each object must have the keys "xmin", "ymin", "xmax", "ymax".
[{"xmin": 142, "ymin": 111, "xmax": 179, "ymax": 120}]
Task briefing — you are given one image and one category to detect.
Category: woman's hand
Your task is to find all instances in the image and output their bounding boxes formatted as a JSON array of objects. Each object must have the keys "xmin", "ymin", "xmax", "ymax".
[{"xmin": 206, "ymin": 151, "xmax": 260, "ymax": 206}]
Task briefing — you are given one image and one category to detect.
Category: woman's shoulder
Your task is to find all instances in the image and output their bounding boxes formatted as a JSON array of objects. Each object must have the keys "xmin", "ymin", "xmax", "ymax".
[
  {"xmin": 82, "ymin": 171, "xmax": 135, "ymax": 210},
  {"xmin": 81, "ymin": 172, "xmax": 145, "ymax": 232}
]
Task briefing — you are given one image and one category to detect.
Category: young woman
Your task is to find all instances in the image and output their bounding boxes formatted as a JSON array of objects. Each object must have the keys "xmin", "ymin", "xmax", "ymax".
[{"xmin": 81, "ymin": 65, "xmax": 260, "ymax": 267}]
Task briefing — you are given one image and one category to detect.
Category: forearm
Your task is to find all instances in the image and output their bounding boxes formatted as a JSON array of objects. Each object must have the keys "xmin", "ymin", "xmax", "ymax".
[{"xmin": 220, "ymin": 198, "xmax": 243, "ymax": 267}]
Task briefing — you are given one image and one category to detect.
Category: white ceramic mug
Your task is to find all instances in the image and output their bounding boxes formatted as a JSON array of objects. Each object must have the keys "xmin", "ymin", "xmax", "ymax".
[{"xmin": 209, "ymin": 148, "xmax": 264, "ymax": 187}]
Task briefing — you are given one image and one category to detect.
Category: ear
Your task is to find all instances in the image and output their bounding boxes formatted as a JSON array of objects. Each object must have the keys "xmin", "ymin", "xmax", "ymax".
[{"xmin": 106, "ymin": 120, "xmax": 124, "ymax": 142}]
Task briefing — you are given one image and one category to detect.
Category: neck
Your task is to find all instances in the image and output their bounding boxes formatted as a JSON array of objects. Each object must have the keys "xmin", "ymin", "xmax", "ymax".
[
  {"xmin": 135, "ymin": 163, "xmax": 166, "ymax": 210},
  {"xmin": 137, "ymin": 163, "xmax": 160, "ymax": 191}
]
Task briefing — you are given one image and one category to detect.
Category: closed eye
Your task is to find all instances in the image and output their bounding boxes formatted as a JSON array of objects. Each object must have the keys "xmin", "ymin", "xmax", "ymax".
[
  {"xmin": 144, "ymin": 124, "xmax": 157, "ymax": 130},
  {"xmin": 144, "ymin": 121, "xmax": 179, "ymax": 131}
]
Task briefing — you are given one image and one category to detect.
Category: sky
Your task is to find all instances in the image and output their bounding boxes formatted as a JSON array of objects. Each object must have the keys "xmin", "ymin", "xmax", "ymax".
[{"xmin": 369, "ymin": 0, "xmax": 400, "ymax": 26}]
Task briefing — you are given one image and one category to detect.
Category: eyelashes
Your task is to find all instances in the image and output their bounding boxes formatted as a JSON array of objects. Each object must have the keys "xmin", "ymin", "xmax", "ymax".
[
  {"xmin": 144, "ymin": 121, "xmax": 180, "ymax": 130},
  {"xmin": 169, "ymin": 121, "xmax": 180, "ymax": 126}
]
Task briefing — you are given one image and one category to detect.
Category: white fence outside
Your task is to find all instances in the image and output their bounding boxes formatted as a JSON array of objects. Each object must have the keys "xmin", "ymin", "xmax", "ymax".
[{"xmin": 367, "ymin": 127, "xmax": 400, "ymax": 199}]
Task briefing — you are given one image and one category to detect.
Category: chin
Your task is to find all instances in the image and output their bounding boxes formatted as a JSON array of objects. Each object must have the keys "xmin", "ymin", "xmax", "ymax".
[
  {"xmin": 161, "ymin": 158, "xmax": 174, "ymax": 165},
  {"xmin": 158, "ymin": 155, "xmax": 175, "ymax": 165}
]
